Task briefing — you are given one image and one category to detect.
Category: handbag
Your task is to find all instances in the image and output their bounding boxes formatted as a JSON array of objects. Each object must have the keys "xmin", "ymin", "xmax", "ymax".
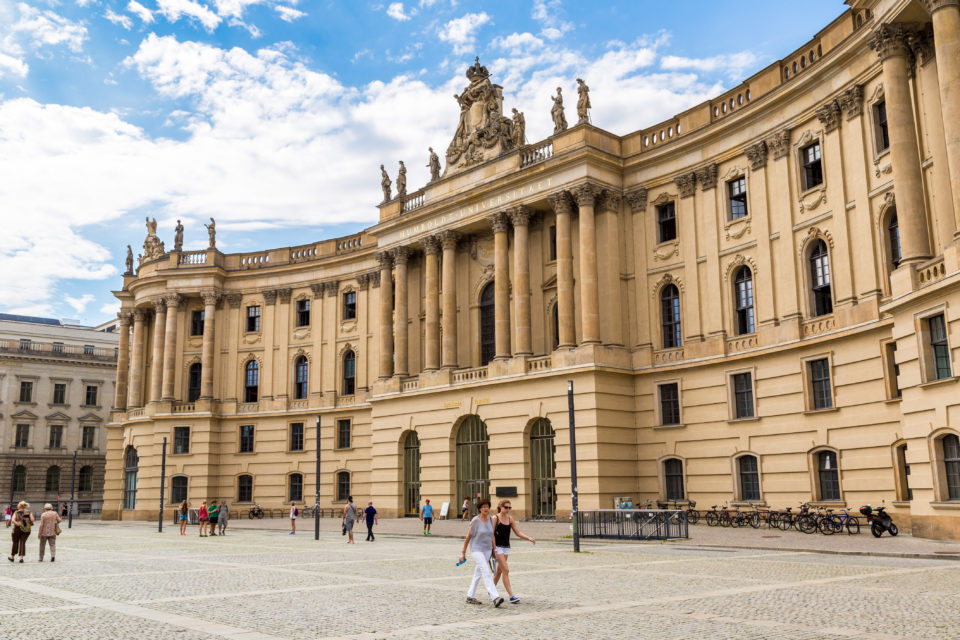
[
  {"xmin": 341, "ymin": 524, "xmax": 346, "ymax": 535},
  {"xmin": 55, "ymin": 523, "xmax": 62, "ymax": 536}
]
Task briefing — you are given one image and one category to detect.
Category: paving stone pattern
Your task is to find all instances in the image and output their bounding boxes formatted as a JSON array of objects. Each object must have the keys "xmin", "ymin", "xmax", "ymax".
[{"xmin": 1, "ymin": 523, "xmax": 959, "ymax": 639}]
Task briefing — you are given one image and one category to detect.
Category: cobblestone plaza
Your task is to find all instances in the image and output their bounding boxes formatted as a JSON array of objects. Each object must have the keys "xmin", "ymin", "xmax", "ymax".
[{"xmin": 3, "ymin": 523, "xmax": 960, "ymax": 639}]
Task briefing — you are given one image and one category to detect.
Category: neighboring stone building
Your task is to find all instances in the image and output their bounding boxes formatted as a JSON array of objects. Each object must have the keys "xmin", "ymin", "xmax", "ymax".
[
  {"xmin": 106, "ymin": 0, "xmax": 960, "ymax": 540},
  {"xmin": 0, "ymin": 314, "xmax": 117, "ymax": 513}
]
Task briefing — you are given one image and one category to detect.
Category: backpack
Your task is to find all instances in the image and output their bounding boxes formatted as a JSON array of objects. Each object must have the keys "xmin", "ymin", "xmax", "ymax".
[
  {"xmin": 18, "ymin": 511, "xmax": 31, "ymax": 533},
  {"xmin": 293, "ymin": 507, "xmax": 299, "ymax": 517}
]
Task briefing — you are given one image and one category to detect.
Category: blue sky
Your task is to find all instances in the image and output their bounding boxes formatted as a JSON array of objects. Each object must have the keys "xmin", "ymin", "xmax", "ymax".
[{"xmin": 0, "ymin": 0, "xmax": 846, "ymax": 325}]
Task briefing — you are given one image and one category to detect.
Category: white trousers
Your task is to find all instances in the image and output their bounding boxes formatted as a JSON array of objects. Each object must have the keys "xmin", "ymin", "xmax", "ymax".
[{"xmin": 467, "ymin": 549, "xmax": 500, "ymax": 601}]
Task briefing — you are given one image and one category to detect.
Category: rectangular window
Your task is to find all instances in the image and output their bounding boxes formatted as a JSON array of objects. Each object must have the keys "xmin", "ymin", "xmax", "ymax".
[
  {"xmin": 290, "ymin": 474, "xmax": 303, "ymax": 502},
  {"xmin": 337, "ymin": 472, "xmax": 351, "ymax": 501},
  {"xmin": 296, "ymin": 299, "xmax": 310, "ymax": 327},
  {"xmin": 84, "ymin": 385, "xmax": 98, "ymax": 406},
  {"xmin": 658, "ymin": 383, "xmax": 680, "ymax": 426},
  {"xmin": 802, "ymin": 142, "xmax": 823, "ymax": 190},
  {"xmin": 52, "ymin": 383, "xmax": 66, "ymax": 405},
  {"xmin": 548, "ymin": 225, "xmax": 557, "ymax": 261},
  {"xmin": 728, "ymin": 176, "xmax": 748, "ymax": 220},
  {"xmin": 49, "ymin": 425, "xmax": 63, "ymax": 449},
  {"xmin": 929, "ymin": 314, "xmax": 952, "ymax": 380},
  {"xmin": 174, "ymin": 426, "xmax": 190, "ymax": 454},
  {"xmin": 19, "ymin": 381, "xmax": 33, "ymax": 403},
  {"xmin": 343, "ymin": 291, "xmax": 357, "ymax": 321},
  {"xmin": 82, "ymin": 426, "xmax": 96, "ymax": 450},
  {"xmin": 738, "ymin": 456, "xmax": 761, "ymax": 501},
  {"xmin": 337, "ymin": 418, "xmax": 351, "ymax": 449},
  {"xmin": 656, "ymin": 202, "xmax": 677, "ymax": 243},
  {"xmin": 809, "ymin": 358, "xmax": 832, "ymax": 410},
  {"xmin": 238, "ymin": 475, "xmax": 253, "ymax": 502},
  {"xmin": 732, "ymin": 372, "xmax": 754, "ymax": 419},
  {"xmin": 191, "ymin": 310, "xmax": 205, "ymax": 336},
  {"xmin": 290, "ymin": 422, "xmax": 304, "ymax": 451},
  {"xmin": 874, "ymin": 101, "xmax": 889, "ymax": 152},
  {"xmin": 664, "ymin": 459, "xmax": 684, "ymax": 500},
  {"xmin": 239, "ymin": 425, "xmax": 255, "ymax": 453},
  {"xmin": 83, "ymin": 345, "xmax": 94, "ymax": 355},
  {"xmin": 51, "ymin": 341, "xmax": 63, "ymax": 353},
  {"xmin": 18, "ymin": 338, "xmax": 30, "ymax": 350},
  {"xmin": 15, "ymin": 424, "xmax": 29, "ymax": 448},
  {"xmin": 246, "ymin": 305, "xmax": 261, "ymax": 332},
  {"xmin": 171, "ymin": 477, "xmax": 187, "ymax": 504},
  {"xmin": 884, "ymin": 341, "xmax": 901, "ymax": 399}
]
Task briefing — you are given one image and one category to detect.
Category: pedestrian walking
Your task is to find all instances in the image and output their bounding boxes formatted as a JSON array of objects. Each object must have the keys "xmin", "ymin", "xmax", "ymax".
[
  {"xmin": 60, "ymin": 503, "xmax": 68, "ymax": 518},
  {"xmin": 364, "ymin": 502, "xmax": 378, "ymax": 541},
  {"xmin": 341, "ymin": 496, "xmax": 356, "ymax": 544},
  {"xmin": 461, "ymin": 496, "xmax": 471, "ymax": 521},
  {"xmin": 198, "ymin": 501, "xmax": 208, "ymax": 537},
  {"xmin": 421, "ymin": 498, "xmax": 434, "ymax": 535},
  {"xmin": 178, "ymin": 500, "xmax": 189, "ymax": 535},
  {"xmin": 458, "ymin": 498, "xmax": 503, "ymax": 607},
  {"xmin": 208, "ymin": 500, "xmax": 220, "ymax": 536},
  {"xmin": 3, "ymin": 504, "xmax": 11, "ymax": 525},
  {"xmin": 491, "ymin": 500, "xmax": 535, "ymax": 604},
  {"xmin": 7, "ymin": 501, "xmax": 35, "ymax": 563},
  {"xmin": 218, "ymin": 501, "xmax": 229, "ymax": 535},
  {"xmin": 37, "ymin": 503, "xmax": 62, "ymax": 563},
  {"xmin": 289, "ymin": 503, "xmax": 298, "ymax": 535}
]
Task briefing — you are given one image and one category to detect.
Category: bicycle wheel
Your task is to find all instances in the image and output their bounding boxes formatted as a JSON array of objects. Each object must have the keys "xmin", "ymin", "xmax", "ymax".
[
  {"xmin": 705, "ymin": 511, "xmax": 719, "ymax": 527},
  {"xmin": 720, "ymin": 512, "xmax": 732, "ymax": 527},
  {"xmin": 797, "ymin": 514, "xmax": 817, "ymax": 534},
  {"xmin": 767, "ymin": 512, "xmax": 780, "ymax": 529},
  {"xmin": 818, "ymin": 515, "xmax": 837, "ymax": 535},
  {"xmin": 778, "ymin": 514, "xmax": 793, "ymax": 531},
  {"xmin": 686, "ymin": 509, "xmax": 700, "ymax": 525},
  {"xmin": 748, "ymin": 512, "xmax": 761, "ymax": 529},
  {"xmin": 846, "ymin": 517, "xmax": 860, "ymax": 535}
]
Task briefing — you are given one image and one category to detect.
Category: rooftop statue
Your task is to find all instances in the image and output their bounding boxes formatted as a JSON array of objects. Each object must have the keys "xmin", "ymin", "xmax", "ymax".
[
  {"xmin": 427, "ymin": 147, "xmax": 441, "ymax": 182},
  {"xmin": 444, "ymin": 57, "xmax": 519, "ymax": 176},
  {"xmin": 551, "ymin": 87, "xmax": 567, "ymax": 134},
  {"xmin": 380, "ymin": 164, "xmax": 392, "ymax": 203},
  {"xmin": 124, "ymin": 245, "xmax": 134, "ymax": 275},
  {"xmin": 511, "ymin": 108, "xmax": 526, "ymax": 147},
  {"xmin": 205, "ymin": 218, "xmax": 216, "ymax": 249},
  {"xmin": 174, "ymin": 219, "xmax": 184, "ymax": 251},
  {"xmin": 141, "ymin": 216, "xmax": 165, "ymax": 262},
  {"xmin": 397, "ymin": 160, "xmax": 407, "ymax": 199},
  {"xmin": 576, "ymin": 78, "xmax": 590, "ymax": 125}
]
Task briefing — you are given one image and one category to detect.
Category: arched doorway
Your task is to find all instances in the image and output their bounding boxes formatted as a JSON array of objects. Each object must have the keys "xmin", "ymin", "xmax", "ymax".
[
  {"xmin": 123, "ymin": 446, "xmax": 139, "ymax": 510},
  {"xmin": 479, "ymin": 283, "xmax": 495, "ymax": 366},
  {"xmin": 456, "ymin": 415, "xmax": 489, "ymax": 517},
  {"xmin": 529, "ymin": 419, "xmax": 557, "ymax": 519},
  {"xmin": 403, "ymin": 431, "xmax": 421, "ymax": 517}
]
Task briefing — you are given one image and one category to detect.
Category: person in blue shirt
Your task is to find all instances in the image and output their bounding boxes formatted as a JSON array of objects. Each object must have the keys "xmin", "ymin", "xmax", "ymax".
[
  {"xmin": 421, "ymin": 498, "xmax": 434, "ymax": 535},
  {"xmin": 364, "ymin": 502, "xmax": 378, "ymax": 541}
]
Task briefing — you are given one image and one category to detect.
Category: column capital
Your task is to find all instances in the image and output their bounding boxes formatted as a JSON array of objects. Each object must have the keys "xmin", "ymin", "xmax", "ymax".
[
  {"xmin": 625, "ymin": 187, "xmax": 647, "ymax": 212},
  {"xmin": 309, "ymin": 283, "xmax": 325, "ymax": 299},
  {"xmin": 695, "ymin": 163, "xmax": 718, "ymax": 191},
  {"xmin": 376, "ymin": 250, "xmax": 393, "ymax": 269},
  {"xmin": 906, "ymin": 23, "xmax": 935, "ymax": 66},
  {"xmin": 151, "ymin": 298, "xmax": 166, "ymax": 314},
  {"xmin": 163, "ymin": 293, "xmax": 182, "ymax": 308},
  {"xmin": 262, "ymin": 289, "xmax": 278, "ymax": 305},
  {"xmin": 488, "ymin": 211, "xmax": 510, "ymax": 234},
  {"xmin": 225, "ymin": 292, "xmax": 243, "ymax": 308},
  {"xmin": 201, "ymin": 290, "xmax": 221, "ymax": 307},
  {"xmin": 570, "ymin": 183, "xmax": 599, "ymax": 207},
  {"xmin": 674, "ymin": 171, "xmax": 697, "ymax": 198},
  {"xmin": 766, "ymin": 128, "xmax": 791, "ymax": 160},
  {"xmin": 439, "ymin": 230, "xmax": 462, "ymax": 250},
  {"xmin": 277, "ymin": 287, "xmax": 292, "ymax": 303},
  {"xmin": 547, "ymin": 190, "xmax": 574, "ymax": 214},
  {"xmin": 421, "ymin": 235, "xmax": 441, "ymax": 255},
  {"xmin": 117, "ymin": 311, "xmax": 133, "ymax": 326},
  {"xmin": 508, "ymin": 205, "xmax": 534, "ymax": 227},
  {"xmin": 596, "ymin": 190, "xmax": 622, "ymax": 213},
  {"xmin": 323, "ymin": 280, "xmax": 340, "ymax": 296},
  {"xmin": 837, "ymin": 84, "xmax": 864, "ymax": 120},
  {"xmin": 369, "ymin": 269, "xmax": 381, "ymax": 288},
  {"xmin": 745, "ymin": 141, "xmax": 768, "ymax": 170},
  {"xmin": 921, "ymin": 0, "xmax": 960, "ymax": 13},
  {"xmin": 390, "ymin": 245, "xmax": 412, "ymax": 265},
  {"xmin": 868, "ymin": 23, "xmax": 913, "ymax": 61},
  {"xmin": 132, "ymin": 308, "xmax": 147, "ymax": 323},
  {"xmin": 815, "ymin": 99, "xmax": 842, "ymax": 133}
]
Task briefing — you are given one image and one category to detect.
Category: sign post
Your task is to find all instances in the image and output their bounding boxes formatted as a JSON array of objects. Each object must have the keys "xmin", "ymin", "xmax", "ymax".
[
  {"xmin": 567, "ymin": 380, "xmax": 579, "ymax": 552},
  {"xmin": 158, "ymin": 437, "xmax": 167, "ymax": 533},
  {"xmin": 315, "ymin": 415, "xmax": 321, "ymax": 541}
]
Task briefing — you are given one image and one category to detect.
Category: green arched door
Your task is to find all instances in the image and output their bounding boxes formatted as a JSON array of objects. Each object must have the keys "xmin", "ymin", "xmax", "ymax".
[
  {"xmin": 403, "ymin": 432, "xmax": 421, "ymax": 516},
  {"xmin": 530, "ymin": 419, "xmax": 557, "ymax": 519},
  {"xmin": 456, "ymin": 415, "xmax": 489, "ymax": 517}
]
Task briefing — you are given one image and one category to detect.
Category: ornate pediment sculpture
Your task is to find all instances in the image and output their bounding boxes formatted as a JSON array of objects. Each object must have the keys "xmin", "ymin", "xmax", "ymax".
[
  {"xmin": 141, "ymin": 216, "xmax": 165, "ymax": 263},
  {"xmin": 444, "ymin": 58, "xmax": 519, "ymax": 176}
]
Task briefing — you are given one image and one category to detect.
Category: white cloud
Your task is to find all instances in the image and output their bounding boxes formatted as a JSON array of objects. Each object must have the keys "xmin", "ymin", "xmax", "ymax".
[
  {"xmin": 127, "ymin": 0, "xmax": 155, "ymax": 23},
  {"xmin": 438, "ymin": 12, "xmax": 489, "ymax": 55},
  {"xmin": 99, "ymin": 301, "xmax": 121, "ymax": 316},
  {"xmin": 491, "ymin": 32, "xmax": 543, "ymax": 55},
  {"xmin": 386, "ymin": 2, "xmax": 412, "ymax": 21},
  {"xmin": 65, "ymin": 294, "xmax": 95, "ymax": 314},
  {"xmin": 661, "ymin": 51, "xmax": 760, "ymax": 79},
  {"xmin": 75, "ymin": 0, "xmax": 97, "ymax": 7},
  {"xmin": 274, "ymin": 5, "xmax": 305, "ymax": 22},
  {"xmin": 9, "ymin": 3, "xmax": 88, "ymax": 53},
  {"xmin": 156, "ymin": 0, "xmax": 221, "ymax": 31},
  {"xmin": 532, "ymin": 0, "xmax": 572, "ymax": 40},
  {"xmin": 0, "ymin": 52, "xmax": 28, "ymax": 77},
  {"xmin": 105, "ymin": 8, "xmax": 134, "ymax": 29}
]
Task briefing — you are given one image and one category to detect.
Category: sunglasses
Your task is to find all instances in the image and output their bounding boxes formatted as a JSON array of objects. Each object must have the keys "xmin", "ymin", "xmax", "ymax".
[{"xmin": 502, "ymin": 505, "xmax": 511, "ymax": 509}]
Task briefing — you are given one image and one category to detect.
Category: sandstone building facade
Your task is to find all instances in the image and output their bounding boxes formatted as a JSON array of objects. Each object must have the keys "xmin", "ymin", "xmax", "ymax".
[{"xmin": 106, "ymin": 0, "xmax": 960, "ymax": 540}]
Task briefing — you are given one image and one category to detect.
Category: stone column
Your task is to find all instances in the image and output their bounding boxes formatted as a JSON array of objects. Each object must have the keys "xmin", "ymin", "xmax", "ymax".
[
  {"xmin": 392, "ymin": 246, "xmax": 411, "ymax": 376},
  {"xmin": 572, "ymin": 184, "xmax": 600, "ymax": 344},
  {"xmin": 128, "ymin": 309, "xmax": 146, "ymax": 408},
  {"xmin": 869, "ymin": 23, "xmax": 932, "ymax": 263},
  {"xmin": 149, "ymin": 298, "xmax": 166, "ymax": 403},
  {"xmin": 161, "ymin": 294, "xmax": 180, "ymax": 401},
  {"xmin": 377, "ymin": 251, "xmax": 394, "ymax": 378},
  {"xmin": 596, "ymin": 190, "xmax": 623, "ymax": 345},
  {"xmin": 199, "ymin": 291, "xmax": 219, "ymax": 399},
  {"xmin": 509, "ymin": 207, "xmax": 533, "ymax": 355},
  {"xmin": 923, "ymin": 1, "xmax": 960, "ymax": 236},
  {"xmin": 549, "ymin": 191, "xmax": 576, "ymax": 347},
  {"xmin": 489, "ymin": 212, "xmax": 512, "ymax": 359},
  {"xmin": 114, "ymin": 312, "xmax": 131, "ymax": 410},
  {"xmin": 422, "ymin": 236, "xmax": 441, "ymax": 370},
  {"xmin": 440, "ymin": 230, "xmax": 461, "ymax": 368}
]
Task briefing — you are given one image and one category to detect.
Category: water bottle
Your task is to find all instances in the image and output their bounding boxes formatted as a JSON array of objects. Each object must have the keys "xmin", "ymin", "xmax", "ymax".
[{"xmin": 456, "ymin": 557, "xmax": 466, "ymax": 567}]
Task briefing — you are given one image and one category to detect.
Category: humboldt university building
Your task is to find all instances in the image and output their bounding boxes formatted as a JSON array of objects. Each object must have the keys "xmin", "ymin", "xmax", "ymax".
[{"xmin": 106, "ymin": 0, "xmax": 960, "ymax": 540}]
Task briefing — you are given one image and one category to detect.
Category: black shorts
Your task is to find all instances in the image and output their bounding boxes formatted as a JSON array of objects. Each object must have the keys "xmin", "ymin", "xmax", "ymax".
[
  {"xmin": 424, "ymin": 517, "xmax": 432, "ymax": 524},
  {"xmin": 209, "ymin": 517, "xmax": 218, "ymax": 524}
]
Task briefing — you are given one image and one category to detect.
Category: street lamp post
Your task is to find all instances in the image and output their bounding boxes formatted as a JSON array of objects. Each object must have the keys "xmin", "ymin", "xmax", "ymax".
[
  {"xmin": 315, "ymin": 415, "xmax": 321, "ymax": 541},
  {"xmin": 158, "ymin": 437, "xmax": 167, "ymax": 533},
  {"xmin": 567, "ymin": 380, "xmax": 579, "ymax": 553}
]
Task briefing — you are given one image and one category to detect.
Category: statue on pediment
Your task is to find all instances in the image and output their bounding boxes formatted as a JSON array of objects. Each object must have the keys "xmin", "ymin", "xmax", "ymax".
[
  {"xmin": 551, "ymin": 87, "xmax": 567, "ymax": 133},
  {"xmin": 124, "ymin": 245, "xmax": 134, "ymax": 275},
  {"xmin": 174, "ymin": 219, "xmax": 184, "ymax": 251},
  {"xmin": 576, "ymin": 78, "xmax": 590, "ymax": 124},
  {"xmin": 427, "ymin": 147, "xmax": 441, "ymax": 182},
  {"xmin": 142, "ymin": 216, "xmax": 165, "ymax": 262},
  {"xmin": 397, "ymin": 161, "xmax": 407, "ymax": 199},
  {"xmin": 205, "ymin": 218, "xmax": 216, "ymax": 249},
  {"xmin": 444, "ymin": 57, "xmax": 519, "ymax": 176},
  {"xmin": 380, "ymin": 164, "xmax": 392, "ymax": 203},
  {"xmin": 511, "ymin": 108, "xmax": 526, "ymax": 147}
]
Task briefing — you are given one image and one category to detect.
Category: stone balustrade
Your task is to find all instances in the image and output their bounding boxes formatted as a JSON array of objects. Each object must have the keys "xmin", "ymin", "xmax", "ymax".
[
  {"xmin": 0, "ymin": 339, "xmax": 117, "ymax": 362},
  {"xmin": 918, "ymin": 259, "xmax": 947, "ymax": 286},
  {"xmin": 520, "ymin": 141, "xmax": 553, "ymax": 167},
  {"xmin": 177, "ymin": 251, "xmax": 207, "ymax": 265},
  {"xmin": 402, "ymin": 191, "xmax": 426, "ymax": 213}
]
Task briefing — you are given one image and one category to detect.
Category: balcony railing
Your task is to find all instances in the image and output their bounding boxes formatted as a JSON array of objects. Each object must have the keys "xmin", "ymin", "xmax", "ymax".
[
  {"xmin": 171, "ymin": 402, "xmax": 195, "ymax": 413},
  {"xmin": 520, "ymin": 141, "xmax": 553, "ymax": 168},
  {"xmin": 177, "ymin": 251, "xmax": 207, "ymax": 265},
  {"xmin": 452, "ymin": 366, "xmax": 488, "ymax": 383},
  {"xmin": 0, "ymin": 339, "xmax": 117, "ymax": 362}
]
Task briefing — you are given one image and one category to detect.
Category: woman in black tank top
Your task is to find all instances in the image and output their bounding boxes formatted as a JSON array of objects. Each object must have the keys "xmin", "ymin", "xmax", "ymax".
[{"xmin": 491, "ymin": 500, "xmax": 536, "ymax": 603}]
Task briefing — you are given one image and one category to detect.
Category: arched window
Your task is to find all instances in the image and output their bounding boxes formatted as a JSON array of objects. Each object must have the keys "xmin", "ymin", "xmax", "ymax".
[
  {"xmin": 188, "ymin": 362, "xmax": 202, "ymax": 402},
  {"xmin": 289, "ymin": 473, "xmax": 303, "ymax": 502},
  {"xmin": 737, "ymin": 455, "xmax": 760, "ymax": 501},
  {"xmin": 663, "ymin": 458, "xmax": 684, "ymax": 500},
  {"xmin": 660, "ymin": 284, "xmax": 681, "ymax": 348},
  {"xmin": 123, "ymin": 446, "xmax": 139, "ymax": 510},
  {"xmin": 456, "ymin": 415, "xmax": 490, "ymax": 516},
  {"xmin": 78, "ymin": 465, "xmax": 93, "ymax": 493},
  {"xmin": 244, "ymin": 360, "xmax": 259, "ymax": 402},
  {"xmin": 479, "ymin": 282, "xmax": 495, "ymax": 365},
  {"xmin": 237, "ymin": 474, "xmax": 253, "ymax": 502},
  {"xmin": 942, "ymin": 434, "xmax": 960, "ymax": 500},
  {"xmin": 342, "ymin": 350, "xmax": 356, "ymax": 396},
  {"xmin": 294, "ymin": 356, "xmax": 308, "ymax": 400},
  {"xmin": 171, "ymin": 475, "xmax": 187, "ymax": 503},
  {"xmin": 45, "ymin": 466, "xmax": 61, "ymax": 492},
  {"xmin": 13, "ymin": 465, "xmax": 26, "ymax": 493},
  {"xmin": 887, "ymin": 209, "xmax": 901, "ymax": 269},
  {"xmin": 817, "ymin": 450, "xmax": 840, "ymax": 501},
  {"xmin": 337, "ymin": 471, "xmax": 351, "ymax": 502},
  {"xmin": 734, "ymin": 267, "xmax": 755, "ymax": 335},
  {"xmin": 403, "ymin": 432, "xmax": 421, "ymax": 516},
  {"xmin": 809, "ymin": 240, "xmax": 832, "ymax": 316}
]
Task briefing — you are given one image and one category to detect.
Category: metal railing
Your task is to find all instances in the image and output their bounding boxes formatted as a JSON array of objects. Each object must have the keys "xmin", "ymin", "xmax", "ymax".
[
  {"xmin": 577, "ymin": 509, "xmax": 689, "ymax": 540},
  {"xmin": 0, "ymin": 339, "xmax": 117, "ymax": 362}
]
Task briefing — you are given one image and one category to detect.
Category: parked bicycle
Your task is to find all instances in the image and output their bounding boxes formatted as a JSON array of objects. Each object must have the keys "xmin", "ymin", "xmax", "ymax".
[{"xmin": 247, "ymin": 503, "xmax": 264, "ymax": 519}]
